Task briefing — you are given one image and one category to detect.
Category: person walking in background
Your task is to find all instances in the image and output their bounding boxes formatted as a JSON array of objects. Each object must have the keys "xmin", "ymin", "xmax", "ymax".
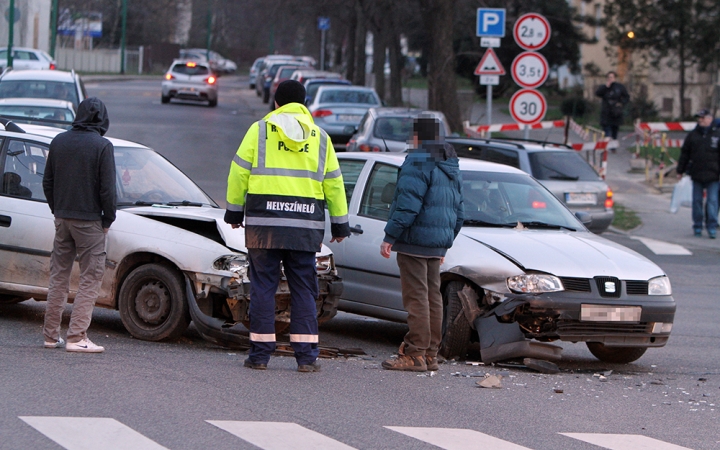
[
  {"xmin": 380, "ymin": 116, "xmax": 464, "ymax": 372},
  {"xmin": 225, "ymin": 80, "xmax": 350, "ymax": 372},
  {"xmin": 42, "ymin": 97, "xmax": 116, "ymax": 353},
  {"xmin": 676, "ymin": 109, "xmax": 720, "ymax": 238},
  {"xmin": 595, "ymin": 71, "xmax": 630, "ymax": 151}
]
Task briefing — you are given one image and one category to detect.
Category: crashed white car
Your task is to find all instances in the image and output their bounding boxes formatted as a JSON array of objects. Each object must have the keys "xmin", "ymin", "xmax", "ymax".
[{"xmin": 0, "ymin": 120, "xmax": 342, "ymax": 346}]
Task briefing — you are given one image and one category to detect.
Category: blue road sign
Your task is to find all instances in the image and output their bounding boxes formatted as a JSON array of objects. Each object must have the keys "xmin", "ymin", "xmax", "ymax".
[
  {"xmin": 476, "ymin": 8, "xmax": 505, "ymax": 37},
  {"xmin": 318, "ymin": 17, "xmax": 330, "ymax": 31}
]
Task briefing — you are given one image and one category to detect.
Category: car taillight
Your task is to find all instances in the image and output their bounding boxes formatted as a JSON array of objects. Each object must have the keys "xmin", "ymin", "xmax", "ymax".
[
  {"xmin": 49, "ymin": 63, "xmax": 56, "ymax": 70},
  {"xmin": 531, "ymin": 201, "xmax": 547, "ymax": 209},
  {"xmin": 165, "ymin": 73, "xmax": 175, "ymax": 80},
  {"xmin": 359, "ymin": 144, "xmax": 381, "ymax": 152},
  {"xmin": 312, "ymin": 109, "xmax": 333, "ymax": 118},
  {"xmin": 206, "ymin": 76, "xmax": 216, "ymax": 85},
  {"xmin": 604, "ymin": 189, "xmax": 614, "ymax": 209}
]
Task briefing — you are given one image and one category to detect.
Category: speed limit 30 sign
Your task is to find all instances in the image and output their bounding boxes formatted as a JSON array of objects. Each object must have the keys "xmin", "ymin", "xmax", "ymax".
[
  {"xmin": 513, "ymin": 13, "xmax": 551, "ymax": 51},
  {"xmin": 509, "ymin": 89, "xmax": 547, "ymax": 125},
  {"xmin": 511, "ymin": 52, "xmax": 549, "ymax": 88}
]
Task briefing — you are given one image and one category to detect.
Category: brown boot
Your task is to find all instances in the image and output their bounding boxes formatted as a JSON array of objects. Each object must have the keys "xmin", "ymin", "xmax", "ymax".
[
  {"xmin": 426, "ymin": 355, "xmax": 439, "ymax": 371},
  {"xmin": 382, "ymin": 354, "xmax": 427, "ymax": 371}
]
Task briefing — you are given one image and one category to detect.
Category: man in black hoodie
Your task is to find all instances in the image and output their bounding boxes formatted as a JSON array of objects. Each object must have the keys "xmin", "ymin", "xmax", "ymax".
[{"xmin": 42, "ymin": 97, "xmax": 116, "ymax": 353}]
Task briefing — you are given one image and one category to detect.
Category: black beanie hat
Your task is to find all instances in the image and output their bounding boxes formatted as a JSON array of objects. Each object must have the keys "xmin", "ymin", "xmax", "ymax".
[{"xmin": 274, "ymin": 80, "xmax": 306, "ymax": 106}]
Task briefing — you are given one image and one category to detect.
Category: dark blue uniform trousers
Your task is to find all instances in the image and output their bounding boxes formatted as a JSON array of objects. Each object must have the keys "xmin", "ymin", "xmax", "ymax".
[{"xmin": 247, "ymin": 248, "xmax": 320, "ymax": 365}]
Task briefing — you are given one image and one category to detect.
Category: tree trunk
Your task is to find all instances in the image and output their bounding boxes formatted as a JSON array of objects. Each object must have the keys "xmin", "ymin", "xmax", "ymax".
[
  {"xmin": 354, "ymin": 1, "xmax": 367, "ymax": 86},
  {"xmin": 388, "ymin": 30, "xmax": 403, "ymax": 106},
  {"xmin": 372, "ymin": 31, "xmax": 386, "ymax": 101},
  {"xmin": 345, "ymin": 1, "xmax": 358, "ymax": 81},
  {"xmin": 679, "ymin": 36, "xmax": 686, "ymax": 119}
]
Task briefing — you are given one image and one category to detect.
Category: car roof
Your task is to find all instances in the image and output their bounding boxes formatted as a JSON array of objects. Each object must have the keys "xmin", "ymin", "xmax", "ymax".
[
  {"xmin": 315, "ymin": 85, "xmax": 376, "ymax": 92},
  {"xmin": 447, "ymin": 137, "xmax": 574, "ymax": 153},
  {"xmin": 0, "ymin": 97, "xmax": 74, "ymax": 109},
  {"xmin": 368, "ymin": 107, "xmax": 445, "ymax": 118},
  {"xmin": 337, "ymin": 151, "xmax": 527, "ymax": 175},
  {"xmin": 0, "ymin": 69, "xmax": 76, "ymax": 82},
  {"xmin": 305, "ymin": 78, "xmax": 351, "ymax": 85}
]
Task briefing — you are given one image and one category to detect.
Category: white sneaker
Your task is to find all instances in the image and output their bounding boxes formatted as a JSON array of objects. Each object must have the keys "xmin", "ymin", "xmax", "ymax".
[
  {"xmin": 66, "ymin": 338, "xmax": 104, "ymax": 353},
  {"xmin": 44, "ymin": 337, "xmax": 65, "ymax": 349}
]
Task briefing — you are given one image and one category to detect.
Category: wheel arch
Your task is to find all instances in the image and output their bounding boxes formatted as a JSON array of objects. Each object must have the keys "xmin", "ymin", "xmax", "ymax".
[{"xmin": 112, "ymin": 252, "xmax": 183, "ymax": 310}]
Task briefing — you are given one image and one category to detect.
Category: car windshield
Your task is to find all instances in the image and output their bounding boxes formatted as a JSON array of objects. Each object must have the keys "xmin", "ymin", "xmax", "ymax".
[
  {"xmin": 278, "ymin": 67, "xmax": 297, "ymax": 78},
  {"xmin": 0, "ymin": 105, "xmax": 73, "ymax": 122},
  {"xmin": 461, "ymin": 170, "xmax": 582, "ymax": 230},
  {"xmin": 172, "ymin": 63, "xmax": 210, "ymax": 76},
  {"xmin": 306, "ymin": 81, "xmax": 348, "ymax": 102},
  {"xmin": 528, "ymin": 151, "xmax": 601, "ymax": 181},
  {"xmin": 115, "ymin": 146, "xmax": 217, "ymax": 207},
  {"xmin": 0, "ymin": 80, "xmax": 78, "ymax": 107},
  {"xmin": 374, "ymin": 117, "xmax": 414, "ymax": 141},
  {"xmin": 319, "ymin": 89, "xmax": 379, "ymax": 105}
]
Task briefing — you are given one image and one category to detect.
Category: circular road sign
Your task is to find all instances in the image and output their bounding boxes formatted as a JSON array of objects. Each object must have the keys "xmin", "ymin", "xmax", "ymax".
[
  {"xmin": 513, "ymin": 13, "xmax": 551, "ymax": 51},
  {"xmin": 509, "ymin": 89, "xmax": 547, "ymax": 125},
  {"xmin": 511, "ymin": 51, "xmax": 549, "ymax": 88}
]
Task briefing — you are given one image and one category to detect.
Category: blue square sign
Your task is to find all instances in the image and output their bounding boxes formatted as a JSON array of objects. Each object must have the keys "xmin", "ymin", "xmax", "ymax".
[
  {"xmin": 318, "ymin": 17, "xmax": 330, "ymax": 31},
  {"xmin": 476, "ymin": 8, "xmax": 505, "ymax": 37}
]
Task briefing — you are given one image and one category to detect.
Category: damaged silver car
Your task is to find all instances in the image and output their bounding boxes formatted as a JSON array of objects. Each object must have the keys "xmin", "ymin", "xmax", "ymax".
[
  {"xmin": 0, "ymin": 121, "xmax": 342, "ymax": 346},
  {"xmin": 324, "ymin": 153, "xmax": 675, "ymax": 364}
]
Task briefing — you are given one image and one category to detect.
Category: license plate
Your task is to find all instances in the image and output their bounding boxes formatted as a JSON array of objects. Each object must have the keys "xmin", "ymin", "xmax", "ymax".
[
  {"xmin": 337, "ymin": 114, "xmax": 360, "ymax": 122},
  {"xmin": 581, "ymin": 305, "xmax": 642, "ymax": 322},
  {"xmin": 565, "ymin": 192, "xmax": 597, "ymax": 205}
]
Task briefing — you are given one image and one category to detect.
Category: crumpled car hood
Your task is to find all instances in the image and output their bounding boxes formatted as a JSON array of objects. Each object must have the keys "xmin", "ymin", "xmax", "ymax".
[{"xmin": 458, "ymin": 227, "xmax": 665, "ymax": 280}]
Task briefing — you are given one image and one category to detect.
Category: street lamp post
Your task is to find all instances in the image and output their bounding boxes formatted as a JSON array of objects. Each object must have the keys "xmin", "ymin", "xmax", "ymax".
[
  {"xmin": 50, "ymin": 0, "xmax": 58, "ymax": 58},
  {"xmin": 7, "ymin": 0, "xmax": 15, "ymax": 68},
  {"xmin": 120, "ymin": 0, "xmax": 127, "ymax": 74}
]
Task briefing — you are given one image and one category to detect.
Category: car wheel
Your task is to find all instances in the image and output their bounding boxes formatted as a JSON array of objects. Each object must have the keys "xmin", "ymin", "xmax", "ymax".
[
  {"xmin": 439, "ymin": 280, "xmax": 473, "ymax": 360},
  {"xmin": 161, "ymin": 94, "xmax": 170, "ymax": 104},
  {"xmin": 263, "ymin": 88, "xmax": 270, "ymax": 103},
  {"xmin": 118, "ymin": 263, "xmax": 190, "ymax": 341},
  {"xmin": 0, "ymin": 295, "xmax": 26, "ymax": 304},
  {"xmin": 208, "ymin": 98, "xmax": 218, "ymax": 107},
  {"xmin": 586, "ymin": 342, "xmax": 648, "ymax": 364}
]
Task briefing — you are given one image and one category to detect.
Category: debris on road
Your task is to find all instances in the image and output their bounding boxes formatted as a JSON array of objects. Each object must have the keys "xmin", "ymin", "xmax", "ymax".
[{"xmin": 477, "ymin": 375, "xmax": 503, "ymax": 389}]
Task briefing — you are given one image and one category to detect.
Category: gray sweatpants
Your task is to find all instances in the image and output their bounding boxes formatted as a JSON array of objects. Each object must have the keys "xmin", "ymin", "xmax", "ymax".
[{"xmin": 43, "ymin": 218, "xmax": 106, "ymax": 344}]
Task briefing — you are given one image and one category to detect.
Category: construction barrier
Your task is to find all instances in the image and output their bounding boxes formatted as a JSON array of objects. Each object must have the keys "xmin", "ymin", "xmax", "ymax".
[
  {"xmin": 637, "ymin": 122, "xmax": 695, "ymax": 132},
  {"xmin": 463, "ymin": 120, "xmax": 566, "ymax": 136}
]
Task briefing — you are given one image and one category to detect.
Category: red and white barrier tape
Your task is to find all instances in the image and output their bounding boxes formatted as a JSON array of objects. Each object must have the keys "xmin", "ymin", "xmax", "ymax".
[
  {"xmin": 463, "ymin": 120, "xmax": 565, "ymax": 136},
  {"xmin": 637, "ymin": 122, "xmax": 695, "ymax": 132},
  {"xmin": 649, "ymin": 138, "xmax": 684, "ymax": 147},
  {"xmin": 570, "ymin": 141, "xmax": 618, "ymax": 151}
]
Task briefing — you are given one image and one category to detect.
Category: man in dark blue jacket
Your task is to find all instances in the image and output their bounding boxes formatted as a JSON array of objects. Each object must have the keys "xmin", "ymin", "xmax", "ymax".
[{"xmin": 380, "ymin": 116, "xmax": 464, "ymax": 371}]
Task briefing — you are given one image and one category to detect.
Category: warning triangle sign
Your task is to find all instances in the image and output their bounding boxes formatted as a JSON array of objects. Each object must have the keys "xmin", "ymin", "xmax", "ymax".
[{"xmin": 474, "ymin": 48, "xmax": 505, "ymax": 76}]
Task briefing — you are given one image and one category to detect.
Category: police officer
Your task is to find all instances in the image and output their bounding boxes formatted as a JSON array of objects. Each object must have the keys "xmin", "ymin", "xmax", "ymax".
[{"xmin": 224, "ymin": 80, "xmax": 350, "ymax": 372}]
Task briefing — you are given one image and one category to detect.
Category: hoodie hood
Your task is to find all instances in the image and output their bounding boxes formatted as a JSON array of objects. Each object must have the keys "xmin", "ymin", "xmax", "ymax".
[
  {"xmin": 72, "ymin": 97, "xmax": 109, "ymax": 136},
  {"xmin": 262, "ymin": 102, "xmax": 315, "ymax": 151},
  {"xmin": 407, "ymin": 141, "xmax": 460, "ymax": 180}
]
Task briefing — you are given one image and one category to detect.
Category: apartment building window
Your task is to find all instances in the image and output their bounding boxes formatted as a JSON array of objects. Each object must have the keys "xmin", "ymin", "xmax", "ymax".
[
  {"xmin": 595, "ymin": 4, "xmax": 602, "ymax": 40},
  {"xmin": 683, "ymin": 98, "xmax": 692, "ymax": 116},
  {"xmin": 662, "ymin": 98, "xmax": 673, "ymax": 113}
]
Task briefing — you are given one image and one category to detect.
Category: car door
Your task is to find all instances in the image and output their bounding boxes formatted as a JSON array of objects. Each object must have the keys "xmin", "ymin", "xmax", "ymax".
[
  {"xmin": 326, "ymin": 158, "xmax": 404, "ymax": 317},
  {"xmin": 0, "ymin": 138, "xmax": 59, "ymax": 295}
]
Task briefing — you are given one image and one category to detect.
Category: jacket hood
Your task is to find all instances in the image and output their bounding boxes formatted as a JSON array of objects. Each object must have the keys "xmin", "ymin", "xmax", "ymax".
[
  {"xmin": 72, "ymin": 97, "xmax": 109, "ymax": 136},
  {"xmin": 263, "ymin": 102, "xmax": 315, "ymax": 151},
  {"xmin": 407, "ymin": 141, "xmax": 460, "ymax": 180}
]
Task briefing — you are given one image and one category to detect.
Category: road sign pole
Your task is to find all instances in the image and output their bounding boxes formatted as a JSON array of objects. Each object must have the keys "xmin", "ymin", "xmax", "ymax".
[
  {"xmin": 487, "ymin": 84, "xmax": 492, "ymax": 138},
  {"xmin": 524, "ymin": 125, "xmax": 530, "ymax": 140},
  {"xmin": 320, "ymin": 28, "xmax": 326, "ymax": 70}
]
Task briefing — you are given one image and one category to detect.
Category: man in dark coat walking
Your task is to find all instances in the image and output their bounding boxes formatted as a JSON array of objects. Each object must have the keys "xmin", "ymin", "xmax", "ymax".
[
  {"xmin": 676, "ymin": 109, "xmax": 720, "ymax": 238},
  {"xmin": 595, "ymin": 71, "xmax": 630, "ymax": 147},
  {"xmin": 380, "ymin": 116, "xmax": 464, "ymax": 372}
]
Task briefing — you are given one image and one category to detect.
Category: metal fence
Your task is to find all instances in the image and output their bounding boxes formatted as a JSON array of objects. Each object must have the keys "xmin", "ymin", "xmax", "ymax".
[{"xmin": 54, "ymin": 47, "xmax": 144, "ymax": 74}]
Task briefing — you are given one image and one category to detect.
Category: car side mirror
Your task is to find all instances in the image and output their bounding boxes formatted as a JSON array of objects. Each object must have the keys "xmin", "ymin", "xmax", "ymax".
[
  {"xmin": 574, "ymin": 211, "xmax": 592, "ymax": 225},
  {"xmin": 343, "ymin": 125, "xmax": 357, "ymax": 135}
]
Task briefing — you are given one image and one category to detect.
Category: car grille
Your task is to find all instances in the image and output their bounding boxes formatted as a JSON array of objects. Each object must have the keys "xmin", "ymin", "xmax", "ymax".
[
  {"xmin": 560, "ymin": 277, "xmax": 592, "ymax": 292},
  {"xmin": 560, "ymin": 277, "xmax": 650, "ymax": 296},
  {"xmin": 625, "ymin": 280, "xmax": 649, "ymax": 295},
  {"xmin": 594, "ymin": 276, "xmax": 621, "ymax": 298},
  {"xmin": 556, "ymin": 321, "xmax": 649, "ymax": 334}
]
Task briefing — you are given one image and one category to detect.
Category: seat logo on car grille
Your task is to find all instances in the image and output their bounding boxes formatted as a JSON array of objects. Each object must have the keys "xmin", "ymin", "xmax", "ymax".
[{"xmin": 604, "ymin": 281, "xmax": 616, "ymax": 293}]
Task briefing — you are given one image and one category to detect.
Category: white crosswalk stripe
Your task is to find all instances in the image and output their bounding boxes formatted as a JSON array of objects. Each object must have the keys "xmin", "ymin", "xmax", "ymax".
[
  {"xmin": 631, "ymin": 236, "xmax": 692, "ymax": 255},
  {"xmin": 207, "ymin": 420, "xmax": 357, "ymax": 450},
  {"xmin": 19, "ymin": 416, "xmax": 168, "ymax": 450},
  {"xmin": 386, "ymin": 426, "xmax": 532, "ymax": 450},
  {"xmin": 560, "ymin": 433, "xmax": 693, "ymax": 450}
]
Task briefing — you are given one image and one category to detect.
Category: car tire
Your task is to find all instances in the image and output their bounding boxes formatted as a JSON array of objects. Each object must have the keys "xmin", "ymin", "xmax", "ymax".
[
  {"xmin": 586, "ymin": 342, "xmax": 648, "ymax": 364},
  {"xmin": 118, "ymin": 263, "xmax": 190, "ymax": 341},
  {"xmin": 439, "ymin": 280, "xmax": 473, "ymax": 360},
  {"xmin": 263, "ymin": 88, "xmax": 270, "ymax": 104},
  {"xmin": 208, "ymin": 98, "xmax": 218, "ymax": 107},
  {"xmin": 0, "ymin": 295, "xmax": 26, "ymax": 304},
  {"xmin": 161, "ymin": 94, "xmax": 170, "ymax": 104}
]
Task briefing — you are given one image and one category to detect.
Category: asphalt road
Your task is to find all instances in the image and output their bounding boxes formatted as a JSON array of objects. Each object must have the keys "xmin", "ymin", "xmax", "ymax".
[{"xmin": 0, "ymin": 76, "xmax": 719, "ymax": 450}]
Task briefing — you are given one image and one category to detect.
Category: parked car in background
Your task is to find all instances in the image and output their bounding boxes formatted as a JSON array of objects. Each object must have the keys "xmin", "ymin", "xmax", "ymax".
[
  {"xmin": 346, "ymin": 107, "xmax": 451, "ymax": 152},
  {"xmin": 290, "ymin": 69, "xmax": 342, "ymax": 85},
  {"xmin": 268, "ymin": 65, "xmax": 312, "ymax": 108},
  {"xmin": 0, "ymin": 98, "xmax": 74, "ymax": 129},
  {"xmin": 324, "ymin": 152, "xmax": 675, "ymax": 364},
  {"xmin": 254, "ymin": 55, "xmax": 315, "ymax": 98},
  {"xmin": 0, "ymin": 47, "xmax": 56, "ymax": 71},
  {"xmin": 161, "ymin": 60, "xmax": 218, "ymax": 107},
  {"xmin": 178, "ymin": 48, "xmax": 236, "ymax": 75},
  {"xmin": 306, "ymin": 85, "xmax": 381, "ymax": 150},
  {"xmin": 447, "ymin": 138, "xmax": 614, "ymax": 233},
  {"xmin": 248, "ymin": 57, "xmax": 265, "ymax": 89},
  {"xmin": 258, "ymin": 61, "xmax": 309, "ymax": 103},
  {"xmin": 303, "ymin": 78, "xmax": 351, "ymax": 105},
  {"xmin": 0, "ymin": 69, "xmax": 86, "ymax": 109},
  {"xmin": 0, "ymin": 121, "xmax": 342, "ymax": 347}
]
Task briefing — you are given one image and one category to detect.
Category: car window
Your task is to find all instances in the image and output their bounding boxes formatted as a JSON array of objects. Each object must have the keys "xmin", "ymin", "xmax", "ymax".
[
  {"xmin": 356, "ymin": 113, "xmax": 369, "ymax": 134},
  {"xmin": 359, "ymin": 163, "xmax": 398, "ymax": 220},
  {"xmin": 319, "ymin": 89, "xmax": 379, "ymax": 105},
  {"xmin": 278, "ymin": 67, "xmax": 297, "ymax": 79},
  {"xmin": 374, "ymin": 117, "xmax": 414, "ymax": 142},
  {"xmin": 0, "ymin": 80, "xmax": 78, "ymax": 107},
  {"xmin": 338, "ymin": 159, "xmax": 366, "ymax": 205},
  {"xmin": 171, "ymin": 63, "xmax": 210, "ymax": 76},
  {"xmin": 528, "ymin": 151, "xmax": 601, "ymax": 181},
  {"xmin": 1, "ymin": 139, "xmax": 48, "ymax": 200},
  {"xmin": 16, "ymin": 51, "xmax": 38, "ymax": 61},
  {"xmin": 452, "ymin": 143, "xmax": 520, "ymax": 169},
  {"xmin": 0, "ymin": 104, "xmax": 74, "ymax": 122}
]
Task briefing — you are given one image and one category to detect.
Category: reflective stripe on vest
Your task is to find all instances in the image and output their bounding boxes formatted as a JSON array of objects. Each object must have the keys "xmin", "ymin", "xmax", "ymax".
[
  {"xmin": 244, "ymin": 217, "xmax": 325, "ymax": 229},
  {"xmin": 227, "ymin": 202, "xmax": 244, "ymax": 212},
  {"xmin": 254, "ymin": 120, "xmax": 328, "ymax": 182},
  {"xmin": 290, "ymin": 334, "xmax": 319, "ymax": 343},
  {"xmin": 250, "ymin": 332, "xmax": 276, "ymax": 342}
]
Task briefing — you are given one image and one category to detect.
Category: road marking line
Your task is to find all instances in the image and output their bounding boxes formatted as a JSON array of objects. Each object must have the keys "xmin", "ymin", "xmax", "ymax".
[
  {"xmin": 385, "ymin": 426, "xmax": 532, "ymax": 450},
  {"xmin": 631, "ymin": 237, "xmax": 692, "ymax": 255},
  {"xmin": 19, "ymin": 416, "xmax": 168, "ymax": 450},
  {"xmin": 560, "ymin": 433, "xmax": 692, "ymax": 450},
  {"xmin": 207, "ymin": 420, "xmax": 357, "ymax": 450}
]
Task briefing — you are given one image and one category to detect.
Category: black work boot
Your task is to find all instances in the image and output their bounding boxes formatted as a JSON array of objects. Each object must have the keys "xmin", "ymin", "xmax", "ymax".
[
  {"xmin": 244, "ymin": 358, "xmax": 267, "ymax": 370},
  {"xmin": 297, "ymin": 361, "xmax": 321, "ymax": 372}
]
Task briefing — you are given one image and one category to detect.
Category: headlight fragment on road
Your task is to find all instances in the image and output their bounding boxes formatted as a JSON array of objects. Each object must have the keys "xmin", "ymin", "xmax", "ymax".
[
  {"xmin": 213, "ymin": 254, "xmax": 249, "ymax": 277},
  {"xmin": 315, "ymin": 255, "xmax": 334, "ymax": 275},
  {"xmin": 507, "ymin": 274, "xmax": 564, "ymax": 294}
]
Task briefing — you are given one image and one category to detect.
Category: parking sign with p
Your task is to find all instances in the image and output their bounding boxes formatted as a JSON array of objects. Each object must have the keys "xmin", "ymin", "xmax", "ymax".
[{"xmin": 476, "ymin": 8, "xmax": 506, "ymax": 37}]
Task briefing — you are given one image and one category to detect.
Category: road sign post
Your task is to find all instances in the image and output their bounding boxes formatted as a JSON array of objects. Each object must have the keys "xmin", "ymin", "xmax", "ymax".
[
  {"xmin": 318, "ymin": 17, "xmax": 330, "ymax": 70},
  {"xmin": 475, "ymin": 48, "xmax": 506, "ymax": 137}
]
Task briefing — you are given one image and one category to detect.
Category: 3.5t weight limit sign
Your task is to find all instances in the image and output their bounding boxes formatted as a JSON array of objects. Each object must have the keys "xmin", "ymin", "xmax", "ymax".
[
  {"xmin": 509, "ymin": 89, "xmax": 547, "ymax": 125},
  {"xmin": 511, "ymin": 52, "xmax": 549, "ymax": 88}
]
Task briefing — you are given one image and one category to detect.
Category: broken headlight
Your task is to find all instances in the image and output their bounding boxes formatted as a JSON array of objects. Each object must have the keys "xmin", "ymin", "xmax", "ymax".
[
  {"xmin": 213, "ymin": 254, "xmax": 248, "ymax": 277},
  {"xmin": 507, "ymin": 274, "xmax": 563, "ymax": 294},
  {"xmin": 316, "ymin": 254, "xmax": 334, "ymax": 275},
  {"xmin": 648, "ymin": 276, "xmax": 671, "ymax": 295}
]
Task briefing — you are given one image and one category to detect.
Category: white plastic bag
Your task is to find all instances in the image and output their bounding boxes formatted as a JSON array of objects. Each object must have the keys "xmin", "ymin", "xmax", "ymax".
[{"xmin": 670, "ymin": 175, "xmax": 692, "ymax": 213}]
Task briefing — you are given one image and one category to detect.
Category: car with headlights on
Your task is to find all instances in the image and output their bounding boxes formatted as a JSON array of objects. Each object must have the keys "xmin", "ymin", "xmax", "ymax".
[
  {"xmin": 161, "ymin": 60, "xmax": 218, "ymax": 107},
  {"xmin": 447, "ymin": 137, "xmax": 615, "ymax": 234},
  {"xmin": 0, "ymin": 121, "xmax": 342, "ymax": 347},
  {"xmin": 307, "ymin": 85, "xmax": 382, "ymax": 150},
  {"xmin": 323, "ymin": 152, "xmax": 675, "ymax": 364},
  {"xmin": 346, "ymin": 107, "xmax": 451, "ymax": 153},
  {"xmin": 0, "ymin": 68, "xmax": 86, "ymax": 109}
]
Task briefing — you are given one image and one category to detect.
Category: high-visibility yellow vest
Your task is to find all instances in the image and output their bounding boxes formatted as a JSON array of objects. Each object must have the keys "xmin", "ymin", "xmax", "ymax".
[{"xmin": 226, "ymin": 103, "xmax": 349, "ymax": 251}]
